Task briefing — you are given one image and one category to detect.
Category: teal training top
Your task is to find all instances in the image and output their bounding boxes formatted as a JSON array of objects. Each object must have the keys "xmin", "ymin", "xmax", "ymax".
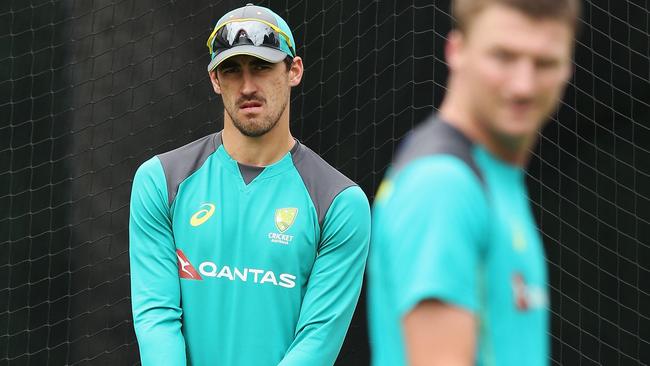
[
  {"xmin": 368, "ymin": 118, "xmax": 549, "ymax": 366},
  {"xmin": 130, "ymin": 132, "xmax": 371, "ymax": 366}
]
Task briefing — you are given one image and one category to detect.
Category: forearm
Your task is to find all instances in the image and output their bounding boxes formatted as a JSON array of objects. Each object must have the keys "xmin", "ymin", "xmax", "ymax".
[
  {"xmin": 280, "ymin": 186, "xmax": 370, "ymax": 365},
  {"xmin": 277, "ymin": 300, "xmax": 359, "ymax": 366},
  {"xmin": 133, "ymin": 311, "xmax": 187, "ymax": 365},
  {"xmin": 130, "ymin": 157, "xmax": 187, "ymax": 365},
  {"xmin": 403, "ymin": 300, "xmax": 476, "ymax": 366},
  {"xmin": 131, "ymin": 269, "xmax": 187, "ymax": 365}
]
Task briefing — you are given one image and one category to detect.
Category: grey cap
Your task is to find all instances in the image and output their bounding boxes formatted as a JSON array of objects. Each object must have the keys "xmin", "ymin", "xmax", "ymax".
[{"xmin": 206, "ymin": 4, "xmax": 296, "ymax": 72}]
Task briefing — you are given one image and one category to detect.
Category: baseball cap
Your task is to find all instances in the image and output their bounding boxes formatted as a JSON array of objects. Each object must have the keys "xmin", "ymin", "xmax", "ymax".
[{"xmin": 206, "ymin": 3, "xmax": 296, "ymax": 72}]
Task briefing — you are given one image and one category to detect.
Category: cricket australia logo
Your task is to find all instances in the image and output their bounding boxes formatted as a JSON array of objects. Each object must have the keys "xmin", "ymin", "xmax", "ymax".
[
  {"xmin": 511, "ymin": 221, "xmax": 527, "ymax": 253},
  {"xmin": 268, "ymin": 207, "xmax": 297, "ymax": 245}
]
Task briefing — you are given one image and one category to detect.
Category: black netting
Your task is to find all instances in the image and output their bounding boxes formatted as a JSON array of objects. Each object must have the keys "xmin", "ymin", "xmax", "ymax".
[{"xmin": 1, "ymin": 0, "xmax": 648, "ymax": 365}]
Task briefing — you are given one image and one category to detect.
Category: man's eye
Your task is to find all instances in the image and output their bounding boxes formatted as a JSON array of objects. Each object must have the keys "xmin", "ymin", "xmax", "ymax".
[
  {"xmin": 536, "ymin": 59, "xmax": 559, "ymax": 70},
  {"xmin": 219, "ymin": 65, "xmax": 239, "ymax": 73},
  {"xmin": 492, "ymin": 50, "xmax": 516, "ymax": 62}
]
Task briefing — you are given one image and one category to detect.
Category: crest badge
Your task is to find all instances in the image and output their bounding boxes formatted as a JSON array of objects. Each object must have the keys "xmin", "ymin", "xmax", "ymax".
[
  {"xmin": 275, "ymin": 208, "xmax": 298, "ymax": 233},
  {"xmin": 512, "ymin": 222, "xmax": 526, "ymax": 252}
]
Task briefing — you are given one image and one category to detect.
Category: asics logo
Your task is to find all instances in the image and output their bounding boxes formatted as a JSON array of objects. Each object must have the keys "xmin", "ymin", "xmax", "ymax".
[{"xmin": 190, "ymin": 203, "xmax": 216, "ymax": 227}]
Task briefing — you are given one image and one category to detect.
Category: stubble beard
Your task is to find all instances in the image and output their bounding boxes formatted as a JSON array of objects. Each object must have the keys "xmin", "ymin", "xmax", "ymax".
[
  {"xmin": 226, "ymin": 97, "xmax": 289, "ymax": 138},
  {"xmin": 473, "ymin": 93, "xmax": 546, "ymax": 151}
]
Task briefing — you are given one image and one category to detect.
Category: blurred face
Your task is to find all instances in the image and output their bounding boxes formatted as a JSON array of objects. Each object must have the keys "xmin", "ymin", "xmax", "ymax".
[
  {"xmin": 210, "ymin": 55, "xmax": 300, "ymax": 137},
  {"xmin": 448, "ymin": 4, "xmax": 574, "ymax": 148}
]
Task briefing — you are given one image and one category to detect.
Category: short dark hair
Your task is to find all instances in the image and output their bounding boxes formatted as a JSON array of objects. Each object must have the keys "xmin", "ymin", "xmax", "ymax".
[
  {"xmin": 453, "ymin": 0, "xmax": 581, "ymax": 33},
  {"xmin": 283, "ymin": 56, "xmax": 294, "ymax": 71}
]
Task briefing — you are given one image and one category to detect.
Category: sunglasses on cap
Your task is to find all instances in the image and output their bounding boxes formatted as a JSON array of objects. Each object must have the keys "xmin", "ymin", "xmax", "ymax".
[{"xmin": 206, "ymin": 19, "xmax": 296, "ymax": 60}]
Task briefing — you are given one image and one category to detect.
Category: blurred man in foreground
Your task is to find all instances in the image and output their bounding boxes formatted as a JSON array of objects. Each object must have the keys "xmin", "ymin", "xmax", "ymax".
[{"xmin": 368, "ymin": 0, "xmax": 580, "ymax": 365}]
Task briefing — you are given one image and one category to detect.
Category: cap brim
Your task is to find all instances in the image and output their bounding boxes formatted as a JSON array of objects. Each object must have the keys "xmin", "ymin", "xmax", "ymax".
[{"xmin": 207, "ymin": 46, "xmax": 287, "ymax": 72}]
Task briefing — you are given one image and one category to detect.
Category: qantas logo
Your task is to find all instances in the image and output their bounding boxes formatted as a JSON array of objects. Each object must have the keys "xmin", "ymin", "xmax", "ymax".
[
  {"xmin": 199, "ymin": 262, "xmax": 296, "ymax": 288},
  {"xmin": 512, "ymin": 273, "xmax": 547, "ymax": 311},
  {"xmin": 175, "ymin": 249, "xmax": 296, "ymax": 288},
  {"xmin": 176, "ymin": 249, "xmax": 202, "ymax": 280},
  {"xmin": 190, "ymin": 203, "xmax": 216, "ymax": 227}
]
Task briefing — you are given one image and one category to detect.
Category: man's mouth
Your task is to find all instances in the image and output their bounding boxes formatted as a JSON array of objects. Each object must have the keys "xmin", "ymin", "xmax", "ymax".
[
  {"xmin": 239, "ymin": 101, "xmax": 263, "ymax": 110},
  {"xmin": 509, "ymin": 100, "xmax": 535, "ymax": 114}
]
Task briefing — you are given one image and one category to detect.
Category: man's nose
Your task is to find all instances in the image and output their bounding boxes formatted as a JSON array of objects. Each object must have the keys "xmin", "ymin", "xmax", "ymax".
[
  {"xmin": 508, "ymin": 60, "xmax": 536, "ymax": 98},
  {"xmin": 240, "ymin": 69, "xmax": 258, "ymax": 96}
]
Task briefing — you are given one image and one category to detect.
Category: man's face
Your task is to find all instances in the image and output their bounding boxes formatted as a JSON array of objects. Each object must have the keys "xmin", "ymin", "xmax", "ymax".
[
  {"xmin": 210, "ymin": 55, "xmax": 297, "ymax": 137},
  {"xmin": 449, "ymin": 4, "xmax": 574, "ymax": 148}
]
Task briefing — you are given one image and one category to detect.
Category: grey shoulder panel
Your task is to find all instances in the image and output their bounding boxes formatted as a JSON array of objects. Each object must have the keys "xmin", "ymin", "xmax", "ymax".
[
  {"xmin": 291, "ymin": 142, "xmax": 356, "ymax": 227},
  {"xmin": 392, "ymin": 116, "xmax": 484, "ymax": 185},
  {"xmin": 157, "ymin": 132, "xmax": 222, "ymax": 205}
]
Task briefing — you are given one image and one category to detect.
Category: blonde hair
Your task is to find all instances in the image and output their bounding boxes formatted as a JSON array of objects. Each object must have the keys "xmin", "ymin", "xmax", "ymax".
[{"xmin": 453, "ymin": 0, "xmax": 581, "ymax": 33}]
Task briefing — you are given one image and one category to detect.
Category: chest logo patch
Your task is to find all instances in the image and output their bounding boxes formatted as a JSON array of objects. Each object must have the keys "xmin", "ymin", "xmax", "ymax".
[
  {"xmin": 512, "ymin": 272, "xmax": 548, "ymax": 311},
  {"xmin": 275, "ymin": 208, "xmax": 298, "ymax": 233},
  {"xmin": 190, "ymin": 203, "xmax": 216, "ymax": 227},
  {"xmin": 375, "ymin": 180, "xmax": 393, "ymax": 202},
  {"xmin": 512, "ymin": 222, "xmax": 526, "ymax": 252}
]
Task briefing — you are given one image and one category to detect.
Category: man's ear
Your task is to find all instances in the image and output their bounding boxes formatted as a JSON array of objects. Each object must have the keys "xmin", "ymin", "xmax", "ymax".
[
  {"xmin": 445, "ymin": 30, "xmax": 464, "ymax": 74},
  {"xmin": 288, "ymin": 56, "xmax": 304, "ymax": 87},
  {"xmin": 209, "ymin": 70, "xmax": 222, "ymax": 94}
]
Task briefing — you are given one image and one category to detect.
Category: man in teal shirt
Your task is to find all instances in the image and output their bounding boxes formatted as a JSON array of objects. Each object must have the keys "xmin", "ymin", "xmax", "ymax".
[
  {"xmin": 369, "ymin": 0, "xmax": 580, "ymax": 365},
  {"xmin": 129, "ymin": 4, "xmax": 371, "ymax": 365}
]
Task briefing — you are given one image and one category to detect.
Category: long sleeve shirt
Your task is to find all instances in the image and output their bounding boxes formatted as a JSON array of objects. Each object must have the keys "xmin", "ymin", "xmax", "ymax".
[{"xmin": 130, "ymin": 132, "xmax": 371, "ymax": 366}]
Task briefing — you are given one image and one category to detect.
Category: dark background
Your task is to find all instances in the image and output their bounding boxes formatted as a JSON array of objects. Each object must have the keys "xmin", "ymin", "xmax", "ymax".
[{"xmin": 1, "ymin": 0, "xmax": 648, "ymax": 365}]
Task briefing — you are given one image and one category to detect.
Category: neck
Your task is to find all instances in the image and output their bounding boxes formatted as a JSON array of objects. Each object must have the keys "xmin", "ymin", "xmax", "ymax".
[
  {"xmin": 438, "ymin": 82, "xmax": 533, "ymax": 167},
  {"xmin": 221, "ymin": 114, "xmax": 295, "ymax": 167}
]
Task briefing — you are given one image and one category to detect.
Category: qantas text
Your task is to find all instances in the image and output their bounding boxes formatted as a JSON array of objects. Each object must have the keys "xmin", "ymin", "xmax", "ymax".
[{"xmin": 198, "ymin": 261, "xmax": 296, "ymax": 289}]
